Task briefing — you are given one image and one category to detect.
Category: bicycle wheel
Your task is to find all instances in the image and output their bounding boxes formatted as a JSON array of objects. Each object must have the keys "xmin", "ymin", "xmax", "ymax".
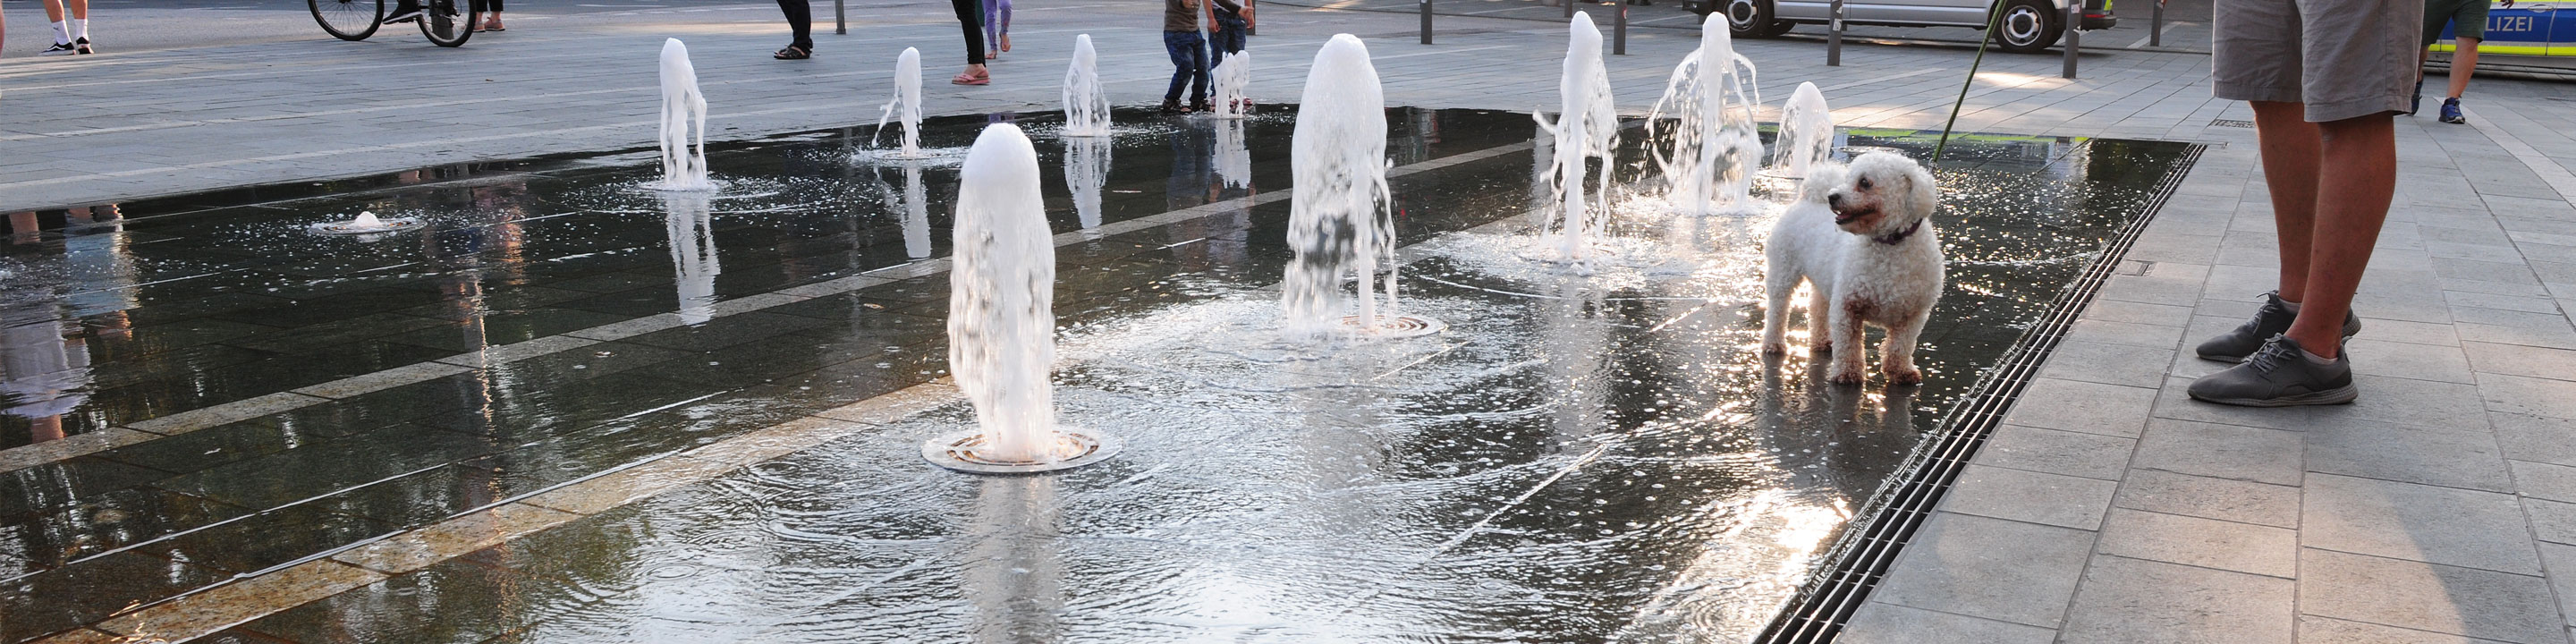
[
  {"xmin": 310, "ymin": 0, "xmax": 384, "ymax": 41},
  {"xmin": 419, "ymin": 0, "xmax": 477, "ymax": 47}
]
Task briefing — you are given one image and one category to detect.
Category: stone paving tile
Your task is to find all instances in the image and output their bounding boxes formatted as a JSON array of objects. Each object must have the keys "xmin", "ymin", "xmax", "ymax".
[
  {"xmin": 2296, "ymin": 615, "xmax": 2517, "ymax": 644},
  {"xmin": 2131, "ymin": 418, "xmax": 2306, "ymax": 486},
  {"xmin": 2301, "ymin": 473, "xmax": 2543, "ymax": 576},
  {"xmin": 2094, "ymin": 508, "xmax": 2298, "ymax": 578},
  {"xmin": 2058, "ymin": 555, "xmax": 2295, "ymax": 644},
  {"xmin": 1937, "ymin": 464, "xmax": 2119, "ymax": 530},
  {"xmin": 2113, "ymin": 469, "xmax": 2304, "ymax": 530},
  {"xmin": 1840, "ymin": 602, "xmax": 2057, "ymax": 644},
  {"xmin": 1999, "ymin": 377, "xmax": 2159, "ymax": 438},
  {"xmin": 1869, "ymin": 512, "xmax": 2095, "ymax": 629},
  {"xmin": 2300, "ymin": 548, "xmax": 2563, "ymax": 644},
  {"xmin": 2304, "ymin": 419, "xmax": 2513, "ymax": 493},
  {"xmin": 1976, "ymin": 424, "xmax": 2136, "ymax": 480}
]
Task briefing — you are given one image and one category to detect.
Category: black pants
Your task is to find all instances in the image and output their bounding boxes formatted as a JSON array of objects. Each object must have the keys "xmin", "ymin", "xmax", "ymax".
[
  {"xmin": 950, "ymin": 0, "xmax": 985, "ymax": 64},
  {"xmin": 778, "ymin": 0, "xmax": 811, "ymax": 49}
]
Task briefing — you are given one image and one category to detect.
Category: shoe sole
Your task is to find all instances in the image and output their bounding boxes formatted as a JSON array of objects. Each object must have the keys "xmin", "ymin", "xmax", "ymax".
[{"xmin": 2189, "ymin": 383, "xmax": 2359, "ymax": 407}]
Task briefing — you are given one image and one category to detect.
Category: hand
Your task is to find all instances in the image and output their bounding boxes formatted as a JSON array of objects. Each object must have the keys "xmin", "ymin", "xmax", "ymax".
[{"xmin": 2501, "ymin": 0, "xmax": 2514, "ymax": 8}]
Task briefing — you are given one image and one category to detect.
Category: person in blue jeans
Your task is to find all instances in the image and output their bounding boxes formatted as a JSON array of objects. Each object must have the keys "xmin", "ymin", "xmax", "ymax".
[
  {"xmin": 1210, "ymin": 0, "xmax": 1248, "ymax": 62},
  {"xmin": 1162, "ymin": 0, "xmax": 1210, "ymax": 114}
]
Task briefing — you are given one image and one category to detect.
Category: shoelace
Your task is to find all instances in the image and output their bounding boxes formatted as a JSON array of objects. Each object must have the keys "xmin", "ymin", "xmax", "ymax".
[{"xmin": 2241, "ymin": 337, "xmax": 2292, "ymax": 374}]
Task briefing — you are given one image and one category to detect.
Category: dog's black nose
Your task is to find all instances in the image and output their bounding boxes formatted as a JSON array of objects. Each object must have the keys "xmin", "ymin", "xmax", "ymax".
[{"xmin": 1826, "ymin": 193, "xmax": 1843, "ymax": 208}]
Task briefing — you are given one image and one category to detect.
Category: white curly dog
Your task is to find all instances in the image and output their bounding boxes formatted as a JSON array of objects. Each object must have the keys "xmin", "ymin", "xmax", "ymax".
[{"xmin": 1759, "ymin": 152, "xmax": 1945, "ymax": 386}]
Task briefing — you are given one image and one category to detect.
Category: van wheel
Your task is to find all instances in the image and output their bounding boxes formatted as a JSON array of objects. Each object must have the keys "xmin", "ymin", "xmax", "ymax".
[
  {"xmin": 1724, "ymin": 0, "xmax": 1793, "ymax": 38},
  {"xmin": 1991, "ymin": 0, "xmax": 2061, "ymax": 53}
]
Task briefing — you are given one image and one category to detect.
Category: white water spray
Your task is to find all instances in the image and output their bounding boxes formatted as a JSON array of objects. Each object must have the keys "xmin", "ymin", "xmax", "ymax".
[
  {"xmin": 898, "ymin": 165, "xmax": 932, "ymax": 258},
  {"xmin": 1284, "ymin": 35, "xmax": 1435, "ymax": 339},
  {"xmin": 1061, "ymin": 35, "xmax": 1113, "ymax": 137},
  {"xmin": 1646, "ymin": 16, "xmax": 1763, "ymax": 214},
  {"xmin": 663, "ymin": 192, "xmax": 720, "ymax": 324},
  {"xmin": 1535, "ymin": 13, "xmax": 1619, "ymax": 264},
  {"xmin": 1771, "ymin": 81, "xmax": 1834, "ymax": 178},
  {"xmin": 875, "ymin": 47, "xmax": 926, "ymax": 157},
  {"xmin": 1209, "ymin": 50, "xmax": 1253, "ymax": 120},
  {"xmin": 651, "ymin": 38, "xmax": 714, "ymax": 191},
  {"xmin": 1216, "ymin": 118, "xmax": 1253, "ymax": 189},
  {"xmin": 948, "ymin": 123, "xmax": 1063, "ymax": 464}
]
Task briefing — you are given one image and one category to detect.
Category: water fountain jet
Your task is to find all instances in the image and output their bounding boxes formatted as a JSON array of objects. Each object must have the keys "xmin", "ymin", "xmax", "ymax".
[
  {"xmin": 1061, "ymin": 36, "xmax": 1113, "ymax": 137},
  {"xmin": 1646, "ymin": 16, "xmax": 1763, "ymax": 215},
  {"xmin": 1208, "ymin": 50, "xmax": 1252, "ymax": 120},
  {"xmin": 874, "ymin": 47, "xmax": 927, "ymax": 158},
  {"xmin": 922, "ymin": 123, "xmax": 1120, "ymax": 474},
  {"xmin": 1281, "ymin": 34, "xmax": 1443, "ymax": 340},
  {"xmin": 309, "ymin": 211, "xmax": 424, "ymax": 235},
  {"xmin": 663, "ymin": 192, "xmax": 721, "ymax": 325},
  {"xmin": 1768, "ymin": 81, "xmax": 1835, "ymax": 179},
  {"xmin": 1533, "ymin": 13, "xmax": 1619, "ymax": 267},
  {"xmin": 648, "ymin": 38, "xmax": 715, "ymax": 191}
]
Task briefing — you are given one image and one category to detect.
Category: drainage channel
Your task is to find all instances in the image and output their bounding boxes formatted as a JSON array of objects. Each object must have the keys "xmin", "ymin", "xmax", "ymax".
[{"xmin": 1752, "ymin": 142, "xmax": 2207, "ymax": 643}]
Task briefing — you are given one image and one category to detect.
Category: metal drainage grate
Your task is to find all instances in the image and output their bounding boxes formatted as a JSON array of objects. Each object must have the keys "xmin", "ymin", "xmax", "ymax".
[
  {"xmin": 1752, "ymin": 143, "xmax": 2207, "ymax": 644},
  {"xmin": 2209, "ymin": 119, "xmax": 2256, "ymax": 128}
]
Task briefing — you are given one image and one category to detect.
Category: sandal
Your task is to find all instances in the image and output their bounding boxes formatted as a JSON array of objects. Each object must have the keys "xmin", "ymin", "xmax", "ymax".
[
  {"xmin": 951, "ymin": 72, "xmax": 988, "ymax": 85},
  {"xmin": 774, "ymin": 46, "xmax": 809, "ymax": 60}
]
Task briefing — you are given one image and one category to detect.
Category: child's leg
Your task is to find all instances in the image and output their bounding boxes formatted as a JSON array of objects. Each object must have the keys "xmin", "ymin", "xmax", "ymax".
[
  {"xmin": 1188, "ymin": 31, "xmax": 1210, "ymax": 104},
  {"xmin": 1163, "ymin": 31, "xmax": 1191, "ymax": 104}
]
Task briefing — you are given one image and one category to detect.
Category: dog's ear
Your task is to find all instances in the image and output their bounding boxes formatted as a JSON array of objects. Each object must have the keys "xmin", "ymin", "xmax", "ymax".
[{"xmin": 1903, "ymin": 163, "xmax": 1938, "ymax": 219}]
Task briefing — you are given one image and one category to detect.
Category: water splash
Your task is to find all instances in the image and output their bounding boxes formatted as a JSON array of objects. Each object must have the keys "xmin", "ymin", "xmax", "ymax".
[
  {"xmin": 894, "ymin": 165, "xmax": 932, "ymax": 259},
  {"xmin": 1208, "ymin": 50, "xmax": 1253, "ymax": 120},
  {"xmin": 1061, "ymin": 36, "xmax": 1113, "ymax": 137},
  {"xmin": 1284, "ymin": 35, "xmax": 1429, "ymax": 339},
  {"xmin": 1770, "ymin": 82, "xmax": 1835, "ymax": 179},
  {"xmin": 663, "ymin": 192, "xmax": 721, "ymax": 324},
  {"xmin": 1065, "ymin": 137, "xmax": 1111, "ymax": 233},
  {"xmin": 650, "ymin": 38, "xmax": 715, "ymax": 191},
  {"xmin": 309, "ymin": 210, "xmax": 424, "ymax": 235},
  {"xmin": 1646, "ymin": 15, "xmax": 1762, "ymax": 215},
  {"xmin": 1534, "ymin": 13, "xmax": 1619, "ymax": 266},
  {"xmin": 874, "ymin": 47, "xmax": 926, "ymax": 158},
  {"xmin": 948, "ymin": 123, "xmax": 1063, "ymax": 464}
]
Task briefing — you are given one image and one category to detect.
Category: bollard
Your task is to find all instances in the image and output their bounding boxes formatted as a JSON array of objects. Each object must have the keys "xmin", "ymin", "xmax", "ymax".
[
  {"xmin": 2061, "ymin": 0, "xmax": 2080, "ymax": 78},
  {"xmin": 1614, "ymin": 4, "xmax": 1627, "ymax": 54},
  {"xmin": 1826, "ymin": 0, "xmax": 1844, "ymax": 66},
  {"xmin": 1421, "ymin": 0, "xmax": 1434, "ymax": 44},
  {"xmin": 2150, "ymin": 0, "xmax": 2163, "ymax": 47},
  {"xmin": 835, "ymin": 0, "xmax": 845, "ymax": 35}
]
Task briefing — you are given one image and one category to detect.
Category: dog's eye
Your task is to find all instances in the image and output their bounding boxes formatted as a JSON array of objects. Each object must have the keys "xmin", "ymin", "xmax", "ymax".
[{"xmin": 1856, "ymin": 177, "xmax": 1872, "ymax": 191}]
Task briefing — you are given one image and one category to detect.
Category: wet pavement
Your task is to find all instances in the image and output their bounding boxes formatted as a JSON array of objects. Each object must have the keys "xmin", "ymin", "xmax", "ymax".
[{"xmin": 0, "ymin": 107, "xmax": 2193, "ymax": 643}]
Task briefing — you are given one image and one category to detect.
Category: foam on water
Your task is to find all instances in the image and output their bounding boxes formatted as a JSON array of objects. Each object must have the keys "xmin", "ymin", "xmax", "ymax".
[
  {"xmin": 662, "ymin": 192, "xmax": 721, "ymax": 324},
  {"xmin": 1209, "ymin": 50, "xmax": 1252, "ymax": 120},
  {"xmin": 1770, "ymin": 81, "xmax": 1835, "ymax": 179},
  {"xmin": 649, "ymin": 38, "xmax": 714, "ymax": 191},
  {"xmin": 1061, "ymin": 36, "xmax": 1113, "ymax": 137},
  {"xmin": 949, "ymin": 123, "xmax": 1061, "ymax": 463},
  {"xmin": 1646, "ymin": 16, "xmax": 1763, "ymax": 215},
  {"xmin": 1535, "ymin": 13, "xmax": 1619, "ymax": 266},
  {"xmin": 874, "ymin": 47, "xmax": 927, "ymax": 158},
  {"xmin": 1283, "ymin": 35, "xmax": 1402, "ymax": 338}
]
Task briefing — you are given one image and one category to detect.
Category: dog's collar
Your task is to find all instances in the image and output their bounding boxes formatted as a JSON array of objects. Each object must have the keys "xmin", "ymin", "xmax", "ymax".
[{"xmin": 1873, "ymin": 219, "xmax": 1924, "ymax": 245}]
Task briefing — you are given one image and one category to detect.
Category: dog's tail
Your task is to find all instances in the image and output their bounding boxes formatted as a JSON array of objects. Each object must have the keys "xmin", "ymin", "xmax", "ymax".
[{"xmin": 1799, "ymin": 162, "xmax": 1846, "ymax": 205}]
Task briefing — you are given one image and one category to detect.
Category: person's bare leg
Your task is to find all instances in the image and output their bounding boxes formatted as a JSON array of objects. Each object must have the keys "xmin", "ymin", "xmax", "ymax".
[
  {"xmin": 2448, "ymin": 36, "xmax": 2480, "ymax": 97},
  {"xmin": 2250, "ymin": 100, "xmax": 2323, "ymax": 303},
  {"xmin": 2283, "ymin": 113, "xmax": 2397, "ymax": 359},
  {"xmin": 42, "ymin": 0, "xmax": 63, "ymax": 23},
  {"xmin": 65, "ymin": 0, "xmax": 83, "ymax": 21}
]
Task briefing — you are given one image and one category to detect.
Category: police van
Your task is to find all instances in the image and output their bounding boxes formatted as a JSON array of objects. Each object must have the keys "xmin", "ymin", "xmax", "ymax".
[
  {"xmin": 1691, "ymin": 0, "xmax": 2116, "ymax": 54},
  {"xmin": 2430, "ymin": 2, "xmax": 2574, "ymax": 56}
]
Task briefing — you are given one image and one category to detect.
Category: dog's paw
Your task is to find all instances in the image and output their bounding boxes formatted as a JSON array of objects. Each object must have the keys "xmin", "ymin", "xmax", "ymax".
[
  {"xmin": 1809, "ymin": 342, "xmax": 1834, "ymax": 354},
  {"xmin": 1826, "ymin": 365, "xmax": 1867, "ymax": 386},
  {"xmin": 1762, "ymin": 342, "xmax": 1789, "ymax": 355},
  {"xmin": 1885, "ymin": 367, "xmax": 1923, "ymax": 386}
]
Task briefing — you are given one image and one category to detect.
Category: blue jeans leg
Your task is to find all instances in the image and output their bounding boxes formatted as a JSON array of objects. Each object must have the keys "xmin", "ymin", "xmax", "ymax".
[{"xmin": 1164, "ymin": 31, "xmax": 1209, "ymax": 104}]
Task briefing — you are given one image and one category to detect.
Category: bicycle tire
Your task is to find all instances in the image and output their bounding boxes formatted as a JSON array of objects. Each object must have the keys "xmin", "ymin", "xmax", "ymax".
[
  {"xmin": 419, "ymin": 0, "xmax": 477, "ymax": 47},
  {"xmin": 310, "ymin": 0, "xmax": 384, "ymax": 41}
]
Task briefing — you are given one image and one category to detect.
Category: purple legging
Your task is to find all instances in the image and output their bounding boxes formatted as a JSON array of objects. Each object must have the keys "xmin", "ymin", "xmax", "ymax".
[{"xmin": 982, "ymin": 0, "xmax": 1011, "ymax": 52}]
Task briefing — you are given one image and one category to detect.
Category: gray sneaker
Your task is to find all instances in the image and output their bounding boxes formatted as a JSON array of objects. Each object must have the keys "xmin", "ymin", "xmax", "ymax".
[
  {"xmin": 2187, "ymin": 334, "xmax": 2359, "ymax": 407},
  {"xmin": 2194, "ymin": 291, "xmax": 2361, "ymax": 362}
]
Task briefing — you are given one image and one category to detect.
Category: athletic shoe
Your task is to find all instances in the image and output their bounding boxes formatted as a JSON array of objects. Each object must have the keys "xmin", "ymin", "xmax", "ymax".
[
  {"xmin": 38, "ymin": 42, "xmax": 76, "ymax": 56},
  {"xmin": 2439, "ymin": 98, "xmax": 2467, "ymax": 124},
  {"xmin": 2187, "ymin": 334, "xmax": 2359, "ymax": 407},
  {"xmin": 382, "ymin": 4, "xmax": 425, "ymax": 23},
  {"xmin": 2410, "ymin": 80, "xmax": 2422, "ymax": 115},
  {"xmin": 74, "ymin": 37, "xmax": 92, "ymax": 55},
  {"xmin": 2193, "ymin": 291, "xmax": 2361, "ymax": 362}
]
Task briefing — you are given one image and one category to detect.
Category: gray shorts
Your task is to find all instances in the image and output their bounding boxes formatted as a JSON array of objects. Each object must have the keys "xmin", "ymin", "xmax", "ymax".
[{"xmin": 2213, "ymin": 0, "xmax": 2425, "ymax": 123}]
